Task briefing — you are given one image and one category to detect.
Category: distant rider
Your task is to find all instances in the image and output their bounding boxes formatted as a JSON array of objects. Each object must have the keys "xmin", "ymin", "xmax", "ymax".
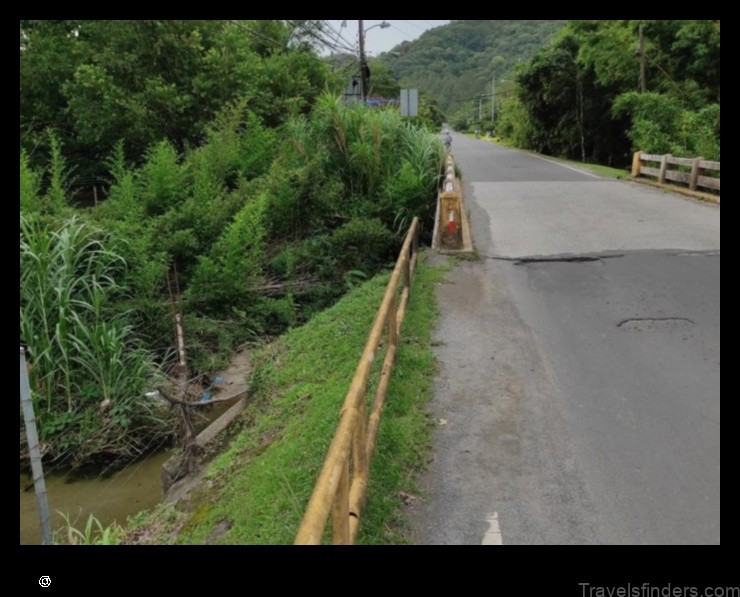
[{"xmin": 443, "ymin": 129, "xmax": 452, "ymax": 151}]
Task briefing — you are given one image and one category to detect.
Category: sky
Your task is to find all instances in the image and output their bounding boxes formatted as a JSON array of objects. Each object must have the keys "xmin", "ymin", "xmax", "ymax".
[{"xmin": 324, "ymin": 20, "xmax": 449, "ymax": 56}]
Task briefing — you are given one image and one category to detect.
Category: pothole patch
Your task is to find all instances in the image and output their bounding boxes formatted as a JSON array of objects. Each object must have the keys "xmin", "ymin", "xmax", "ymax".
[{"xmin": 618, "ymin": 317, "xmax": 694, "ymax": 332}]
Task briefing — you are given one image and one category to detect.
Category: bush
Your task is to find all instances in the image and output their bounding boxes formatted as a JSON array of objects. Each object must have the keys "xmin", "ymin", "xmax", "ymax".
[
  {"xmin": 328, "ymin": 218, "xmax": 398, "ymax": 274},
  {"xmin": 139, "ymin": 140, "xmax": 186, "ymax": 216},
  {"xmin": 187, "ymin": 192, "xmax": 267, "ymax": 314},
  {"xmin": 612, "ymin": 92, "xmax": 720, "ymax": 160},
  {"xmin": 20, "ymin": 149, "xmax": 42, "ymax": 214}
]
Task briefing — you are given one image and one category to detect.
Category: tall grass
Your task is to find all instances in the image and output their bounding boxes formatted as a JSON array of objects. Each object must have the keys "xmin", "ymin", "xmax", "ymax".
[
  {"xmin": 20, "ymin": 215, "xmax": 168, "ymax": 463},
  {"xmin": 301, "ymin": 93, "xmax": 445, "ymax": 220},
  {"xmin": 56, "ymin": 512, "xmax": 124, "ymax": 545}
]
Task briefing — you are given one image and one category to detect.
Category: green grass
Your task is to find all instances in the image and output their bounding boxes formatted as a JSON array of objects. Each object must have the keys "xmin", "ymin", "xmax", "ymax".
[
  {"xmin": 166, "ymin": 256, "xmax": 443, "ymax": 544},
  {"xmin": 546, "ymin": 156, "xmax": 629, "ymax": 179}
]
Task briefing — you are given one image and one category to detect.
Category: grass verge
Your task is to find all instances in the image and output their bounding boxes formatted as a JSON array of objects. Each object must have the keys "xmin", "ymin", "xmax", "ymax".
[
  {"xmin": 546, "ymin": 156, "xmax": 629, "ymax": 179},
  {"xmin": 144, "ymin": 254, "xmax": 443, "ymax": 544}
]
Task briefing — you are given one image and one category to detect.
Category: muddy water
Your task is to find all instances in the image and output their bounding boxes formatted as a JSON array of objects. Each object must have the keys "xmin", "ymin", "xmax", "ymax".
[
  {"xmin": 19, "ymin": 450, "xmax": 172, "ymax": 545},
  {"xmin": 19, "ymin": 396, "xmax": 241, "ymax": 545}
]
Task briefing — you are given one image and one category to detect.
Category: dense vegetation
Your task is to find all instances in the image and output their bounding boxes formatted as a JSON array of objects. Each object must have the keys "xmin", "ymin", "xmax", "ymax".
[
  {"xmin": 20, "ymin": 20, "xmax": 445, "ymax": 468},
  {"xmin": 496, "ymin": 20, "xmax": 720, "ymax": 166},
  {"xmin": 381, "ymin": 20, "xmax": 564, "ymax": 115},
  {"xmin": 20, "ymin": 20, "xmax": 336, "ymax": 185},
  {"xmin": 141, "ymin": 261, "xmax": 442, "ymax": 545}
]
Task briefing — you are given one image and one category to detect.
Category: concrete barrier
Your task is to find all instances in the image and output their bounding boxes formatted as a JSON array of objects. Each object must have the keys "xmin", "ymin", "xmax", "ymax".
[{"xmin": 432, "ymin": 155, "xmax": 474, "ymax": 254}]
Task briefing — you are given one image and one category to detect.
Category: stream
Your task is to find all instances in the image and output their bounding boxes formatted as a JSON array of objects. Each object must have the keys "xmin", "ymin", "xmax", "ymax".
[
  {"xmin": 20, "ymin": 450, "xmax": 171, "ymax": 545},
  {"xmin": 20, "ymin": 349, "xmax": 251, "ymax": 545},
  {"xmin": 20, "ymin": 399, "xmax": 239, "ymax": 544}
]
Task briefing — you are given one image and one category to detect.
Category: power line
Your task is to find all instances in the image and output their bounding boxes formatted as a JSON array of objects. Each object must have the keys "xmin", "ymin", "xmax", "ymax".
[
  {"xmin": 390, "ymin": 23, "xmax": 414, "ymax": 38},
  {"xmin": 402, "ymin": 20, "xmax": 427, "ymax": 32},
  {"xmin": 321, "ymin": 20, "xmax": 356, "ymax": 53},
  {"xmin": 227, "ymin": 20, "xmax": 287, "ymax": 50},
  {"xmin": 287, "ymin": 20, "xmax": 356, "ymax": 54}
]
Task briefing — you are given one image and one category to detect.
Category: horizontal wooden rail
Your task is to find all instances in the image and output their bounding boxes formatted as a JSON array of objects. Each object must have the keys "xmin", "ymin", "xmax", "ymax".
[
  {"xmin": 294, "ymin": 217, "xmax": 420, "ymax": 545},
  {"xmin": 632, "ymin": 151, "xmax": 720, "ymax": 192}
]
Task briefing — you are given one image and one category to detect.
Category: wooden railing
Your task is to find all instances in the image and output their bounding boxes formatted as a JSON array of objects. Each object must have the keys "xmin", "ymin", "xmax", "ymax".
[
  {"xmin": 631, "ymin": 151, "xmax": 720, "ymax": 192},
  {"xmin": 294, "ymin": 217, "xmax": 420, "ymax": 545}
]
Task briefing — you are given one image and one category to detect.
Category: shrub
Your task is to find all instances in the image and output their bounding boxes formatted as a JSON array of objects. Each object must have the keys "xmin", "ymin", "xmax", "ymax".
[
  {"xmin": 139, "ymin": 140, "xmax": 186, "ymax": 216},
  {"xmin": 328, "ymin": 217, "xmax": 398, "ymax": 274},
  {"xmin": 44, "ymin": 129, "xmax": 73, "ymax": 214},
  {"xmin": 20, "ymin": 149, "xmax": 42, "ymax": 214},
  {"xmin": 187, "ymin": 192, "xmax": 268, "ymax": 313}
]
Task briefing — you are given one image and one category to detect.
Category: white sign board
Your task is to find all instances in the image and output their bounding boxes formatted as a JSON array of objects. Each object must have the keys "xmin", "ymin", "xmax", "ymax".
[{"xmin": 400, "ymin": 88, "xmax": 418, "ymax": 117}]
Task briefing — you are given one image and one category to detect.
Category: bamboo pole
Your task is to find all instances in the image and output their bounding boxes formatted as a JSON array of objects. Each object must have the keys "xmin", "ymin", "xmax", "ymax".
[
  {"xmin": 365, "ymin": 343, "xmax": 398, "ymax": 466},
  {"xmin": 331, "ymin": 460, "xmax": 350, "ymax": 544},
  {"xmin": 339, "ymin": 218, "xmax": 418, "ymax": 416},
  {"xmin": 294, "ymin": 407, "xmax": 359, "ymax": 544},
  {"xmin": 295, "ymin": 218, "xmax": 419, "ymax": 545}
]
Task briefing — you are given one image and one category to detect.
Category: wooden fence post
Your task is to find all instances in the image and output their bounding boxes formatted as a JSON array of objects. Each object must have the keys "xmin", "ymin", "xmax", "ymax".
[
  {"xmin": 658, "ymin": 154, "xmax": 671, "ymax": 184},
  {"xmin": 631, "ymin": 151, "xmax": 642, "ymax": 177},
  {"xmin": 689, "ymin": 157, "xmax": 703, "ymax": 190}
]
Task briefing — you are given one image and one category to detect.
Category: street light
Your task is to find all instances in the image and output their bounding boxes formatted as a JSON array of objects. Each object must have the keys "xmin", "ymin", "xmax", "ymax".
[
  {"xmin": 358, "ymin": 20, "xmax": 390, "ymax": 102},
  {"xmin": 364, "ymin": 21, "xmax": 390, "ymax": 34}
]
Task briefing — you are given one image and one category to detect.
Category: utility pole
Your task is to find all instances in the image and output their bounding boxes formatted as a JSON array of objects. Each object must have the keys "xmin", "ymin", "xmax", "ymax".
[
  {"xmin": 20, "ymin": 343, "xmax": 53, "ymax": 544},
  {"xmin": 358, "ymin": 20, "xmax": 367, "ymax": 103},
  {"xmin": 491, "ymin": 76, "xmax": 495, "ymax": 125},
  {"xmin": 637, "ymin": 23, "xmax": 646, "ymax": 93}
]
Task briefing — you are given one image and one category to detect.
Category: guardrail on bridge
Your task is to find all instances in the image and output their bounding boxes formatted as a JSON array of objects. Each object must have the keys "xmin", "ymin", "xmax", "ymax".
[
  {"xmin": 631, "ymin": 151, "xmax": 720, "ymax": 193},
  {"xmin": 294, "ymin": 217, "xmax": 420, "ymax": 545}
]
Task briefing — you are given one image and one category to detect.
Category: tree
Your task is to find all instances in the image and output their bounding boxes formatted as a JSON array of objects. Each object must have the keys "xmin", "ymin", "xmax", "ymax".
[{"xmin": 20, "ymin": 20, "xmax": 333, "ymax": 180}]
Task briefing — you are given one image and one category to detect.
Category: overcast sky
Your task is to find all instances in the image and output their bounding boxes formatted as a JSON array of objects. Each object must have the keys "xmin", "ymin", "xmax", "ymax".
[{"xmin": 324, "ymin": 20, "xmax": 450, "ymax": 56}]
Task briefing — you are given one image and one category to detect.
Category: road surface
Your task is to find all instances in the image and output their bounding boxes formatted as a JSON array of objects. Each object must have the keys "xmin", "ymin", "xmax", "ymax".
[{"xmin": 409, "ymin": 135, "xmax": 720, "ymax": 544}]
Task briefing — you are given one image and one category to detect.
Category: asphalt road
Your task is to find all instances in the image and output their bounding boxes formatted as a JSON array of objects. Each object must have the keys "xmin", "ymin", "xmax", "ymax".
[{"xmin": 409, "ymin": 134, "xmax": 720, "ymax": 544}]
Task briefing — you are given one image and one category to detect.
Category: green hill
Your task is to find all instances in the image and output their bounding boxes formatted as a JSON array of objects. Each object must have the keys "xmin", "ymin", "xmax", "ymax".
[{"xmin": 381, "ymin": 20, "xmax": 565, "ymax": 114}]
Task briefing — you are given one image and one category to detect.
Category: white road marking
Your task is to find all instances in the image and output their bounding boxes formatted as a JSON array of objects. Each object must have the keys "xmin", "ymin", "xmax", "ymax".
[
  {"xmin": 482, "ymin": 511, "xmax": 503, "ymax": 545},
  {"xmin": 523, "ymin": 151, "xmax": 600, "ymax": 178}
]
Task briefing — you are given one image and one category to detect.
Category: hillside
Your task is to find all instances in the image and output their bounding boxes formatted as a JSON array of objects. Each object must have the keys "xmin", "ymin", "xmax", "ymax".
[{"xmin": 381, "ymin": 20, "xmax": 564, "ymax": 114}]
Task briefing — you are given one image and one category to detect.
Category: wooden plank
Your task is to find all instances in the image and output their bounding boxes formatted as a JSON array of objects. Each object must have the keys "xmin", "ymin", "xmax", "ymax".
[
  {"xmin": 664, "ymin": 170, "xmax": 691, "ymax": 184},
  {"xmin": 697, "ymin": 175, "xmax": 720, "ymax": 191},
  {"xmin": 640, "ymin": 166, "xmax": 660, "ymax": 178},
  {"xmin": 641, "ymin": 153, "xmax": 663, "ymax": 162},
  {"xmin": 700, "ymin": 160, "xmax": 720, "ymax": 172},
  {"xmin": 666, "ymin": 156, "xmax": 695, "ymax": 167}
]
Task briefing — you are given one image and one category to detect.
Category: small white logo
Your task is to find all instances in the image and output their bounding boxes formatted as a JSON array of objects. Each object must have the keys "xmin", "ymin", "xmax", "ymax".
[{"xmin": 39, "ymin": 576, "xmax": 51, "ymax": 588}]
